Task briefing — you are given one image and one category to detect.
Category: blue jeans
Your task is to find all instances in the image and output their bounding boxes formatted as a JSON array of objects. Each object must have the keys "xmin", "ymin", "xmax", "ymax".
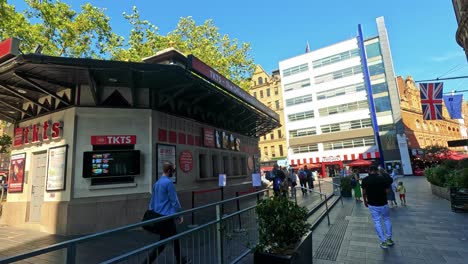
[{"xmin": 368, "ymin": 204, "xmax": 392, "ymax": 242}]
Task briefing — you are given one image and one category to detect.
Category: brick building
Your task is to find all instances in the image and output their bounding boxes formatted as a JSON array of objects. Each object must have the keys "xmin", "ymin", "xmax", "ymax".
[{"xmin": 396, "ymin": 76, "xmax": 466, "ymax": 157}]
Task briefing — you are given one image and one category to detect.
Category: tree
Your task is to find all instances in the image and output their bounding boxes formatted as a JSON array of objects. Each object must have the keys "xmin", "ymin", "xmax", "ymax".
[
  {"xmin": 0, "ymin": 0, "xmax": 122, "ymax": 58},
  {"xmin": 112, "ymin": 8, "xmax": 255, "ymax": 91},
  {"xmin": 0, "ymin": 134, "xmax": 12, "ymax": 154}
]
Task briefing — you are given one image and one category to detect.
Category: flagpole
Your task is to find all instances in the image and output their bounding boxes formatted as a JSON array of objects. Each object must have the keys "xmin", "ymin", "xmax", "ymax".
[{"xmin": 357, "ymin": 24, "xmax": 385, "ymax": 169}]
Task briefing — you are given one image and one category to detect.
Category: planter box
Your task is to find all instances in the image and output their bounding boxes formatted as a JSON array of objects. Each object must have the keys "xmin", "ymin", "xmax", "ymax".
[
  {"xmin": 341, "ymin": 189, "xmax": 352, "ymax": 198},
  {"xmin": 254, "ymin": 231, "xmax": 312, "ymax": 264},
  {"xmin": 430, "ymin": 184, "xmax": 450, "ymax": 201},
  {"xmin": 450, "ymin": 188, "xmax": 468, "ymax": 212}
]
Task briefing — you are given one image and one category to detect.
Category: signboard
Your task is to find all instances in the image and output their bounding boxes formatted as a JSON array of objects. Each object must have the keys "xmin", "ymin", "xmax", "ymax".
[
  {"xmin": 46, "ymin": 145, "xmax": 67, "ymax": 191},
  {"xmin": 179, "ymin": 150, "xmax": 193, "ymax": 173},
  {"xmin": 448, "ymin": 139, "xmax": 468, "ymax": 147},
  {"xmin": 252, "ymin": 173, "xmax": 261, "ymax": 187},
  {"xmin": 188, "ymin": 55, "xmax": 278, "ymax": 121},
  {"xmin": 203, "ymin": 128, "xmax": 215, "ymax": 148},
  {"xmin": 0, "ymin": 38, "xmax": 20, "ymax": 63},
  {"xmin": 91, "ymin": 135, "xmax": 137, "ymax": 145},
  {"xmin": 213, "ymin": 130, "xmax": 240, "ymax": 151},
  {"xmin": 322, "ymin": 156, "xmax": 341, "ymax": 162},
  {"xmin": 157, "ymin": 144, "xmax": 176, "ymax": 183},
  {"xmin": 14, "ymin": 121, "xmax": 62, "ymax": 147},
  {"xmin": 8, "ymin": 153, "xmax": 26, "ymax": 193},
  {"xmin": 218, "ymin": 174, "xmax": 226, "ymax": 187}
]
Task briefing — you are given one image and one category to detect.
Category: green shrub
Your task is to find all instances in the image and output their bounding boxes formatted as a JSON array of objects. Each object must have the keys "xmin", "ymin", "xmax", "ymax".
[
  {"xmin": 425, "ymin": 159, "xmax": 468, "ymax": 188},
  {"xmin": 256, "ymin": 196, "xmax": 311, "ymax": 254},
  {"xmin": 340, "ymin": 176, "xmax": 353, "ymax": 192}
]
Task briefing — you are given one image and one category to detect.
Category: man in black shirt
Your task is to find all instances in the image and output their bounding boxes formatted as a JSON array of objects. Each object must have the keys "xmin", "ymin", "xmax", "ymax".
[{"xmin": 361, "ymin": 165, "xmax": 394, "ymax": 249}]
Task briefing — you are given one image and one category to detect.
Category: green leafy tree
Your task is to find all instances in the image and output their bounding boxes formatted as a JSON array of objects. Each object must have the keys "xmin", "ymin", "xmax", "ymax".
[
  {"xmin": 0, "ymin": 0, "xmax": 122, "ymax": 58},
  {"xmin": 0, "ymin": 134, "xmax": 12, "ymax": 154},
  {"xmin": 113, "ymin": 8, "xmax": 255, "ymax": 91}
]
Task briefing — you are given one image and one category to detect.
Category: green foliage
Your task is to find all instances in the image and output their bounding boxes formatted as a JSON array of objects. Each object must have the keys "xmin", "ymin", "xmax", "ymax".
[
  {"xmin": 340, "ymin": 176, "xmax": 353, "ymax": 192},
  {"xmin": 0, "ymin": 0, "xmax": 121, "ymax": 58},
  {"xmin": 256, "ymin": 196, "xmax": 311, "ymax": 255},
  {"xmin": 425, "ymin": 159, "xmax": 468, "ymax": 188},
  {"xmin": 0, "ymin": 134, "xmax": 12, "ymax": 153}
]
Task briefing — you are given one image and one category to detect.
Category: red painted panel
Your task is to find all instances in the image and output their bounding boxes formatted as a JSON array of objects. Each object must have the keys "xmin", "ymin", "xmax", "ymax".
[
  {"xmin": 178, "ymin": 133, "xmax": 186, "ymax": 144},
  {"xmin": 158, "ymin": 129, "xmax": 167, "ymax": 142},
  {"xmin": 169, "ymin": 131, "xmax": 177, "ymax": 143}
]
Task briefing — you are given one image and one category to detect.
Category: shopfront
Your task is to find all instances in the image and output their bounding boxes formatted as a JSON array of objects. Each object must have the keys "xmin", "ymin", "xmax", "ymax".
[{"xmin": 0, "ymin": 39, "xmax": 279, "ymax": 235}]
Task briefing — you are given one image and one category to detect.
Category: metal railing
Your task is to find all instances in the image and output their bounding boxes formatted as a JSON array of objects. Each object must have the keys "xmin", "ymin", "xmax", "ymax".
[
  {"xmin": 0, "ymin": 189, "xmax": 270, "ymax": 264},
  {"xmin": 1, "ymin": 180, "xmax": 341, "ymax": 264}
]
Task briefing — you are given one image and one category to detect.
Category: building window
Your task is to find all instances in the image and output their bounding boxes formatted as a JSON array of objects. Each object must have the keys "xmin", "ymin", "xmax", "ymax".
[
  {"xmin": 314, "ymin": 65, "xmax": 362, "ymax": 84},
  {"xmin": 274, "ymin": 87, "xmax": 279, "ymax": 95},
  {"xmin": 316, "ymin": 83, "xmax": 365, "ymax": 100},
  {"xmin": 275, "ymin": 100, "xmax": 280, "ymax": 109},
  {"xmin": 270, "ymin": 133, "xmax": 274, "ymax": 140},
  {"xmin": 253, "ymin": 92, "xmax": 257, "ymax": 98},
  {"xmin": 285, "ymin": 94, "xmax": 313, "ymax": 106},
  {"xmin": 368, "ymin": 62, "xmax": 385, "ymax": 76},
  {"xmin": 264, "ymin": 147, "xmax": 268, "ymax": 156},
  {"xmin": 233, "ymin": 156, "xmax": 239, "ymax": 175},
  {"xmin": 312, "ymin": 48, "xmax": 360, "ymax": 68},
  {"xmin": 288, "ymin": 110, "xmax": 315, "ymax": 122},
  {"xmin": 266, "ymin": 88, "xmax": 270, "ymax": 97},
  {"xmin": 318, "ymin": 100, "xmax": 368, "ymax": 117},
  {"xmin": 258, "ymin": 77, "xmax": 263, "ymax": 85},
  {"xmin": 282, "ymin": 63, "xmax": 309, "ymax": 77},
  {"xmin": 199, "ymin": 154, "xmax": 208, "ymax": 178},
  {"xmin": 271, "ymin": 146, "xmax": 276, "ymax": 157},
  {"xmin": 320, "ymin": 118, "xmax": 372, "ymax": 134},
  {"xmin": 435, "ymin": 124, "xmax": 440, "ymax": 132},
  {"xmin": 241, "ymin": 157, "xmax": 247, "ymax": 175},
  {"xmin": 260, "ymin": 90, "xmax": 264, "ymax": 98},
  {"xmin": 371, "ymin": 82, "xmax": 388, "ymax": 94},
  {"xmin": 289, "ymin": 127, "xmax": 317, "ymax": 137},
  {"xmin": 323, "ymin": 137, "xmax": 375, "ymax": 150},
  {"xmin": 284, "ymin": 78, "xmax": 311, "ymax": 92},
  {"xmin": 212, "ymin": 155, "xmax": 219, "ymax": 178},
  {"xmin": 365, "ymin": 42, "xmax": 381, "ymax": 58},
  {"xmin": 374, "ymin": 96, "xmax": 391, "ymax": 112},
  {"xmin": 263, "ymin": 135, "xmax": 266, "ymax": 140},
  {"xmin": 279, "ymin": 145, "xmax": 284, "ymax": 156},
  {"xmin": 423, "ymin": 122, "xmax": 428, "ymax": 130},
  {"xmin": 416, "ymin": 120, "xmax": 421, "ymax": 129},
  {"xmin": 291, "ymin": 144, "xmax": 319, "ymax": 154},
  {"xmin": 223, "ymin": 156, "xmax": 231, "ymax": 175},
  {"xmin": 429, "ymin": 123, "xmax": 434, "ymax": 131},
  {"xmin": 277, "ymin": 130, "xmax": 282, "ymax": 139}
]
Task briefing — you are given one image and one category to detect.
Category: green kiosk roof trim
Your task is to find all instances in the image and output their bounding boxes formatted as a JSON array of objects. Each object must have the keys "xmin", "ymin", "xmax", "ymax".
[{"xmin": 0, "ymin": 52, "xmax": 280, "ymax": 137}]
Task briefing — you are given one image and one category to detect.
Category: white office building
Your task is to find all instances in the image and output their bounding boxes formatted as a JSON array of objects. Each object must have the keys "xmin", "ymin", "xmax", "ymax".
[{"xmin": 279, "ymin": 17, "xmax": 412, "ymax": 176}]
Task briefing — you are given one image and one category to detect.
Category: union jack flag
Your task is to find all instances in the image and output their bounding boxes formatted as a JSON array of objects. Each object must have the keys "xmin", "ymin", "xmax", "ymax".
[{"xmin": 419, "ymin": 82, "xmax": 444, "ymax": 120}]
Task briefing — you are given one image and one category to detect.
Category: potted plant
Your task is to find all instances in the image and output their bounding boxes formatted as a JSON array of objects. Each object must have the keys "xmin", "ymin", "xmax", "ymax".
[
  {"xmin": 340, "ymin": 176, "xmax": 353, "ymax": 197},
  {"xmin": 254, "ymin": 195, "xmax": 312, "ymax": 264}
]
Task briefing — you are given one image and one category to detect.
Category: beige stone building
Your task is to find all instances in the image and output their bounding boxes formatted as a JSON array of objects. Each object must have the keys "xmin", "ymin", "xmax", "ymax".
[
  {"xmin": 249, "ymin": 66, "xmax": 287, "ymax": 167},
  {"xmin": 396, "ymin": 76, "xmax": 465, "ymax": 153},
  {"xmin": 453, "ymin": 0, "xmax": 468, "ymax": 60}
]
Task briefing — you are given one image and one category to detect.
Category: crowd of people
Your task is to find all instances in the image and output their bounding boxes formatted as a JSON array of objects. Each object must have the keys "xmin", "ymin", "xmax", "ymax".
[{"xmin": 261, "ymin": 164, "xmax": 319, "ymax": 197}]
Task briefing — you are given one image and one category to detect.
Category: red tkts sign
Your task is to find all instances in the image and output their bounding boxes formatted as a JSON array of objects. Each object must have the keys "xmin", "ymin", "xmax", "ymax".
[
  {"xmin": 91, "ymin": 135, "xmax": 137, "ymax": 145},
  {"xmin": 203, "ymin": 128, "xmax": 215, "ymax": 148},
  {"xmin": 0, "ymin": 38, "xmax": 20, "ymax": 63},
  {"xmin": 14, "ymin": 121, "xmax": 62, "ymax": 147}
]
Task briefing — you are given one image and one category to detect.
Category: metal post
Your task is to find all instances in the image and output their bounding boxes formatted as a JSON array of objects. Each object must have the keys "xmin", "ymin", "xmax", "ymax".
[
  {"xmin": 66, "ymin": 243, "xmax": 76, "ymax": 264},
  {"xmin": 318, "ymin": 179, "xmax": 322, "ymax": 194},
  {"xmin": 191, "ymin": 191, "xmax": 195, "ymax": 226},
  {"xmin": 216, "ymin": 204, "xmax": 224, "ymax": 264},
  {"xmin": 236, "ymin": 192, "xmax": 242, "ymax": 230},
  {"xmin": 220, "ymin": 187, "xmax": 225, "ymax": 215},
  {"xmin": 324, "ymin": 194, "xmax": 330, "ymax": 226},
  {"xmin": 294, "ymin": 187, "xmax": 298, "ymax": 205}
]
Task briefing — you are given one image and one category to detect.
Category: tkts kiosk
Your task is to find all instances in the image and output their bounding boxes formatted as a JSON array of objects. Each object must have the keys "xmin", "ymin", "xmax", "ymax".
[{"xmin": 0, "ymin": 38, "xmax": 279, "ymax": 235}]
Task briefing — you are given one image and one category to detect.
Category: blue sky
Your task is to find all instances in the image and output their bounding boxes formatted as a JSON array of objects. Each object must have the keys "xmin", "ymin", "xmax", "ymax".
[{"xmin": 10, "ymin": 0, "xmax": 468, "ymax": 98}]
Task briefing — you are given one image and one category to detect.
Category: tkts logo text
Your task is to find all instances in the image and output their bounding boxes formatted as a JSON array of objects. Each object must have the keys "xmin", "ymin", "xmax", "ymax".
[{"xmin": 14, "ymin": 121, "xmax": 62, "ymax": 147}]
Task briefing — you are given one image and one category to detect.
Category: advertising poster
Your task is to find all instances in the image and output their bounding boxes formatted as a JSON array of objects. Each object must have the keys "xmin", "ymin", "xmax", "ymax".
[
  {"xmin": 218, "ymin": 174, "xmax": 226, "ymax": 187},
  {"xmin": 157, "ymin": 144, "xmax": 176, "ymax": 183},
  {"xmin": 8, "ymin": 153, "xmax": 26, "ymax": 193},
  {"xmin": 46, "ymin": 145, "xmax": 68, "ymax": 191},
  {"xmin": 252, "ymin": 173, "xmax": 261, "ymax": 187},
  {"xmin": 179, "ymin": 150, "xmax": 193, "ymax": 173}
]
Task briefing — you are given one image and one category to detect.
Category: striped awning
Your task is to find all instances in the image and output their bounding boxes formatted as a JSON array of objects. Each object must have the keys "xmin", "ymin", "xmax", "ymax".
[{"xmin": 290, "ymin": 151, "xmax": 380, "ymax": 165}]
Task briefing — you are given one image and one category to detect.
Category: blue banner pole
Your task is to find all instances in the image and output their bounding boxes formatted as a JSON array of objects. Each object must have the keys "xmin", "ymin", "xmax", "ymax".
[{"xmin": 357, "ymin": 24, "xmax": 385, "ymax": 168}]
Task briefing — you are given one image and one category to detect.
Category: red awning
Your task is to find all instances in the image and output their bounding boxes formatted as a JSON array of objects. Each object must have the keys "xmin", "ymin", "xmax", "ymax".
[
  {"xmin": 260, "ymin": 166, "xmax": 273, "ymax": 172},
  {"xmin": 347, "ymin": 159, "xmax": 372, "ymax": 167}
]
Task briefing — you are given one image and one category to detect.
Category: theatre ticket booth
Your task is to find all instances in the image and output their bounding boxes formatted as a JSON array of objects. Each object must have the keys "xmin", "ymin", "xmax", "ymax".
[{"xmin": 0, "ymin": 38, "xmax": 279, "ymax": 235}]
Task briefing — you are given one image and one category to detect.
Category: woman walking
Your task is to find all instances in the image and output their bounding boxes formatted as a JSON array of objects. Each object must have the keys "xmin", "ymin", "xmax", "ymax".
[{"xmin": 352, "ymin": 171, "xmax": 362, "ymax": 202}]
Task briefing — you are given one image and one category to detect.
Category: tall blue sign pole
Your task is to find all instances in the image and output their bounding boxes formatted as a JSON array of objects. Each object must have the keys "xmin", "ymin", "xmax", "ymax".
[{"xmin": 357, "ymin": 24, "xmax": 385, "ymax": 168}]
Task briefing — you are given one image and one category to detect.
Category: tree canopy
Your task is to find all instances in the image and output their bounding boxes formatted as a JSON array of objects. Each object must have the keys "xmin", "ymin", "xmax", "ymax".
[{"xmin": 0, "ymin": 1, "xmax": 255, "ymax": 90}]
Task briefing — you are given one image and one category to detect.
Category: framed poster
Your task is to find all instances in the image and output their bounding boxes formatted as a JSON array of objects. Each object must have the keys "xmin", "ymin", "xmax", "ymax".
[
  {"xmin": 157, "ymin": 144, "xmax": 177, "ymax": 183},
  {"xmin": 8, "ymin": 153, "xmax": 26, "ymax": 193},
  {"xmin": 46, "ymin": 145, "xmax": 68, "ymax": 191}
]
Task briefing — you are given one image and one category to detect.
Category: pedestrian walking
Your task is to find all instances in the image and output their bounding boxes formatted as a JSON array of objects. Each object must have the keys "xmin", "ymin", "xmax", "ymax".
[
  {"xmin": 298, "ymin": 167, "xmax": 308, "ymax": 195},
  {"xmin": 289, "ymin": 168, "xmax": 298, "ymax": 198},
  {"xmin": 351, "ymin": 171, "xmax": 362, "ymax": 202},
  {"xmin": 396, "ymin": 181, "xmax": 407, "ymax": 206},
  {"xmin": 379, "ymin": 167, "xmax": 397, "ymax": 207},
  {"xmin": 304, "ymin": 165, "xmax": 314, "ymax": 191},
  {"xmin": 142, "ymin": 161, "xmax": 191, "ymax": 264},
  {"xmin": 271, "ymin": 164, "xmax": 286, "ymax": 197},
  {"xmin": 362, "ymin": 165, "xmax": 395, "ymax": 249}
]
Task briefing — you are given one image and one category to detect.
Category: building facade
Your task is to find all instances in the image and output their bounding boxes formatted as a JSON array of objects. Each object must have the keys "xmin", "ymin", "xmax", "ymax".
[
  {"xmin": 397, "ymin": 76, "xmax": 467, "ymax": 155},
  {"xmin": 249, "ymin": 66, "xmax": 287, "ymax": 167},
  {"xmin": 453, "ymin": 0, "xmax": 468, "ymax": 60},
  {"xmin": 279, "ymin": 17, "xmax": 411, "ymax": 176}
]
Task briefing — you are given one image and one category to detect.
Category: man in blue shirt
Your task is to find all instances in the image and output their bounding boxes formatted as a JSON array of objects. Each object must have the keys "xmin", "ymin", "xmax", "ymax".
[{"xmin": 144, "ymin": 161, "xmax": 191, "ymax": 264}]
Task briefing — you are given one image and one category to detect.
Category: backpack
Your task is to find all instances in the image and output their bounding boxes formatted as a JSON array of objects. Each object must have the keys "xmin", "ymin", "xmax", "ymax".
[
  {"xmin": 350, "ymin": 177, "xmax": 357, "ymax": 188},
  {"xmin": 299, "ymin": 171, "xmax": 307, "ymax": 181},
  {"xmin": 273, "ymin": 176, "xmax": 282, "ymax": 191}
]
